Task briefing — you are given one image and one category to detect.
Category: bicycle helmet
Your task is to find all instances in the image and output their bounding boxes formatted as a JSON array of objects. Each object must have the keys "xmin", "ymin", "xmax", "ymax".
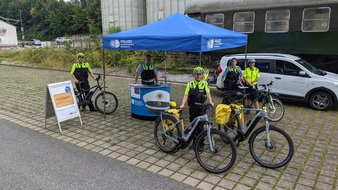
[
  {"xmin": 77, "ymin": 52, "xmax": 85, "ymax": 58},
  {"xmin": 248, "ymin": 58, "xmax": 256, "ymax": 63},
  {"xmin": 193, "ymin": 67, "xmax": 205, "ymax": 74}
]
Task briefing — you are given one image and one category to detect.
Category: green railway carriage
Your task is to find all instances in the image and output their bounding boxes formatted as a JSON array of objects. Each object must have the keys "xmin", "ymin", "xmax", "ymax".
[{"xmin": 185, "ymin": 0, "xmax": 338, "ymax": 73}]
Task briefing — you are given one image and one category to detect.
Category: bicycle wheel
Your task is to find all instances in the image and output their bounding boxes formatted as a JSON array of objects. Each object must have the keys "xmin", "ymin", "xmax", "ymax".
[
  {"xmin": 195, "ymin": 128, "xmax": 237, "ymax": 174},
  {"xmin": 249, "ymin": 125, "xmax": 294, "ymax": 168},
  {"xmin": 94, "ymin": 91, "xmax": 118, "ymax": 114},
  {"xmin": 154, "ymin": 114, "xmax": 181, "ymax": 153},
  {"xmin": 265, "ymin": 97, "xmax": 285, "ymax": 122}
]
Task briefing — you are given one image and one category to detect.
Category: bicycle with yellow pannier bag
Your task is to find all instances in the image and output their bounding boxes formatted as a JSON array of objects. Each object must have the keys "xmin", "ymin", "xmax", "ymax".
[
  {"xmin": 215, "ymin": 103, "xmax": 294, "ymax": 168},
  {"xmin": 154, "ymin": 101, "xmax": 237, "ymax": 174}
]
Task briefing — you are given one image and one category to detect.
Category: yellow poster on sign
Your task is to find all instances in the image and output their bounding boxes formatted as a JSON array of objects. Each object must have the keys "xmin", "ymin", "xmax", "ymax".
[{"xmin": 53, "ymin": 93, "xmax": 74, "ymax": 108}]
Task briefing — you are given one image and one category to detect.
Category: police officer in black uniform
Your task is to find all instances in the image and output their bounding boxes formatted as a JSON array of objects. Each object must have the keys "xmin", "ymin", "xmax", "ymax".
[
  {"xmin": 221, "ymin": 58, "xmax": 242, "ymax": 91},
  {"xmin": 134, "ymin": 54, "xmax": 159, "ymax": 85},
  {"xmin": 71, "ymin": 53, "xmax": 97, "ymax": 111}
]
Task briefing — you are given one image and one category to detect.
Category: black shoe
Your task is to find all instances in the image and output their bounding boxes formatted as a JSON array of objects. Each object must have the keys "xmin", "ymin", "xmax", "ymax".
[
  {"xmin": 189, "ymin": 139, "xmax": 196, "ymax": 150},
  {"xmin": 197, "ymin": 141, "xmax": 205, "ymax": 152},
  {"xmin": 90, "ymin": 109, "xmax": 97, "ymax": 112},
  {"xmin": 190, "ymin": 139, "xmax": 205, "ymax": 152}
]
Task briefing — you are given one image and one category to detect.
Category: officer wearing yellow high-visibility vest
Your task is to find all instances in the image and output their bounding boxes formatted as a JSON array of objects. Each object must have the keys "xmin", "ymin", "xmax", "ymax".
[
  {"xmin": 134, "ymin": 54, "xmax": 159, "ymax": 85},
  {"xmin": 71, "ymin": 52, "xmax": 97, "ymax": 112},
  {"xmin": 243, "ymin": 58, "xmax": 260, "ymax": 109},
  {"xmin": 179, "ymin": 67, "xmax": 214, "ymax": 149},
  {"xmin": 221, "ymin": 58, "xmax": 242, "ymax": 91}
]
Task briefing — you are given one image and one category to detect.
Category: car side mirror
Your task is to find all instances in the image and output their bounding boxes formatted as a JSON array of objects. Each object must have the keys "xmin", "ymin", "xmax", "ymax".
[{"xmin": 299, "ymin": 71, "xmax": 306, "ymax": 76}]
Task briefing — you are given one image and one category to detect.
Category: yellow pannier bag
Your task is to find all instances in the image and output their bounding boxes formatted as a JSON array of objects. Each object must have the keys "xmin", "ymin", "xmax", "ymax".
[
  {"xmin": 165, "ymin": 108, "xmax": 184, "ymax": 130},
  {"xmin": 215, "ymin": 104, "xmax": 231, "ymax": 125},
  {"xmin": 229, "ymin": 104, "xmax": 244, "ymax": 127},
  {"xmin": 166, "ymin": 108, "xmax": 180, "ymax": 119}
]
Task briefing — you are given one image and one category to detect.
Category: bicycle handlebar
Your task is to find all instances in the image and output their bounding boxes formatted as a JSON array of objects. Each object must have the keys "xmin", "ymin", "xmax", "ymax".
[
  {"xmin": 77, "ymin": 74, "xmax": 102, "ymax": 92},
  {"xmin": 96, "ymin": 74, "xmax": 101, "ymax": 82},
  {"xmin": 258, "ymin": 81, "xmax": 273, "ymax": 90},
  {"xmin": 193, "ymin": 102, "xmax": 213, "ymax": 111}
]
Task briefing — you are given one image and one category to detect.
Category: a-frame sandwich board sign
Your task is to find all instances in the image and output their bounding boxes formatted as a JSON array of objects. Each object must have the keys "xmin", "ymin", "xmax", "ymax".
[{"xmin": 45, "ymin": 81, "xmax": 82, "ymax": 133}]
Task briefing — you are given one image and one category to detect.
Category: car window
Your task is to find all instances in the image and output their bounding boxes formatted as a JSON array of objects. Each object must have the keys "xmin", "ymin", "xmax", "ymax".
[
  {"xmin": 276, "ymin": 60, "xmax": 302, "ymax": 76},
  {"xmin": 254, "ymin": 60, "xmax": 271, "ymax": 73},
  {"xmin": 227, "ymin": 59, "xmax": 271, "ymax": 73},
  {"xmin": 295, "ymin": 59, "xmax": 324, "ymax": 75}
]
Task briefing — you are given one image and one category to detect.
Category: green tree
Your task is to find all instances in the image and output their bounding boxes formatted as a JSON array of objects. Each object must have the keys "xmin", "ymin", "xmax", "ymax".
[
  {"xmin": 0, "ymin": 0, "xmax": 102, "ymax": 40},
  {"xmin": 86, "ymin": 0, "xmax": 101, "ymax": 35},
  {"xmin": 70, "ymin": 5, "xmax": 88, "ymax": 34}
]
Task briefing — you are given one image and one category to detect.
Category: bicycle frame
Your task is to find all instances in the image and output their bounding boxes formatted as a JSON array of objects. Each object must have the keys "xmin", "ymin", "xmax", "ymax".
[
  {"xmin": 158, "ymin": 112, "xmax": 208, "ymax": 142},
  {"xmin": 227, "ymin": 81, "xmax": 277, "ymax": 109},
  {"xmin": 227, "ymin": 106, "xmax": 271, "ymax": 143},
  {"xmin": 159, "ymin": 111, "xmax": 220, "ymax": 152},
  {"xmin": 77, "ymin": 75, "xmax": 106, "ymax": 105},
  {"xmin": 159, "ymin": 103, "xmax": 215, "ymax": 148}
]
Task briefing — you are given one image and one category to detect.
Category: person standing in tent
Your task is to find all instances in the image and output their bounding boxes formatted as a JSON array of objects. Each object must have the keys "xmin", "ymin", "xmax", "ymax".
[
  {"xmin": 221, "ymin": 58, "xmax": 242, "ymax": 91},
  {"xmin": 71, "ymin": 52, "xmax": 97, "ymax": 112},
  {"xmin": 179, "ymin": 67, "xmax": 214, "ymax": 150},
  {"xmin": 134, "ymin": 54, "xmax": 159, "ymax": 85}
]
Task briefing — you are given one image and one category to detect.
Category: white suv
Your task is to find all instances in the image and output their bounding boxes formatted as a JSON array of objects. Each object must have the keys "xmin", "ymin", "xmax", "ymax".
[{"xmin": 216, "ymin": 53, "xmax": 338, "ymax": 110}]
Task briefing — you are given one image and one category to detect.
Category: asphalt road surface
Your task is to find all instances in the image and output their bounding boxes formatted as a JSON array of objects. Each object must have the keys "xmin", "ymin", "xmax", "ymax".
[{"xmin": 0, "ymin": 119, "xmax": 194, "ymax": 190}]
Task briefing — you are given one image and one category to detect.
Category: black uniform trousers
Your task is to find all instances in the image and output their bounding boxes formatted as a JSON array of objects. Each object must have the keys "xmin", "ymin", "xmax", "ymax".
[
  {"xmin": 75, "ymin": 78, "xmax": 95, "ymax": 110},
  {"xmin": 189, "ymin": 104, "xmax": 206, "ymax": 141},
  {"xmin": 224, "ymin": 80, "xmax": 238, "ymax": 91}
]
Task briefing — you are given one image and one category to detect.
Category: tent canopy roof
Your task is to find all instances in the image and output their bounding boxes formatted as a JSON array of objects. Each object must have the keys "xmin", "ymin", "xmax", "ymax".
[{"xmin": 102, "ymin": 13, "xmax": 247, "ymax": 52}]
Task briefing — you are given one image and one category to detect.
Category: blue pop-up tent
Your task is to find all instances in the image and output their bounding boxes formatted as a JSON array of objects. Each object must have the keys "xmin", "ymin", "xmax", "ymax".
[
  {"xmin": 102, "ymin": 13, "xmax": 247, "ymax": 52},
  {"xmin": 100, "ymin": 13, "xmax": 247, "ymax": 117}
]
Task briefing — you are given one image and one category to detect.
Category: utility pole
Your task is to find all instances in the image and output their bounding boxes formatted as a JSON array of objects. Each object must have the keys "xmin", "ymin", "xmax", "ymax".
[{"xmin": 19, "ymin": 9, "xmax": 25, "ymax": 47}]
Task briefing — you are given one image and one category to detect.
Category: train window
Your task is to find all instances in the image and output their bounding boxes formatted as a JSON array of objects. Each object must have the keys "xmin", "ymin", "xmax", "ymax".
[
  {"xmin": 187, "ymin": 14, "xmax": 201, "ymax": 21},
  {"xmin": 205, "ymin": 13, "xmax": 224, "ymax": 28},
  {"xmin": 265, "ymin": 10, "xmax": 290, "ymax": 33},
  {"xmin": 233, "ymin": 12, "xmax": 255, "ymax": 33},
  {"xmin": 302, "ymin": 7, "xmax": 330, "ymax": 32}
]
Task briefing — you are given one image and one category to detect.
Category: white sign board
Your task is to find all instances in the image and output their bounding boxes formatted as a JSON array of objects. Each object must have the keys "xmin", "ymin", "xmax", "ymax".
[{"xmin": 45, "ymin": 81, "xmax": 82, "ymax": 132}]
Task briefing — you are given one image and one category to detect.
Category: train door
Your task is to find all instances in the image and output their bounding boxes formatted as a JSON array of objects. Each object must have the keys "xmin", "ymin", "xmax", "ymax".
[{"xmin": 272, "ymin": 60, "xmax": 310, "ymax": 98}]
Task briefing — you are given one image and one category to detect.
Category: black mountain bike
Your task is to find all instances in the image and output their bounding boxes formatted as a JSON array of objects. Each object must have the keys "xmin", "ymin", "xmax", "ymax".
[
  {"xmin": 222, "ymin": 81, "xmax": 285, "ymax": 122},
  {"xmin": 75, "ymin": 74, "xmax": 118, "ymax": 114}
]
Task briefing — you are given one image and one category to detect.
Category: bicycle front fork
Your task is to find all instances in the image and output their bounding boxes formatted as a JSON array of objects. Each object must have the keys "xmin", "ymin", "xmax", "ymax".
[
  {"xmin": 267, "ymin": 95, "xmax": 276, "ymax": 112},
  {"xmin": 207, "ymin": 124, "xmax": 217, "ymax": 153},
  {"xmin": 265, "ymin": 120, "xmax": 272, "ymax": 148}
]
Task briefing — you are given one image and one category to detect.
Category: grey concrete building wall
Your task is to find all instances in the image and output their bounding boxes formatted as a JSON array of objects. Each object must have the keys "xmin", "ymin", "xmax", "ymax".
[
  {"xmin": 101, "ymin": 0, "xmax": 145, "ymax": 34},
  {"xmin": 146, "ymin": 0, "xmax": 192, "ymax": 23},
  {"xmin": 101, "ymin": 0, "xmax": 192, "ymax": 34}
]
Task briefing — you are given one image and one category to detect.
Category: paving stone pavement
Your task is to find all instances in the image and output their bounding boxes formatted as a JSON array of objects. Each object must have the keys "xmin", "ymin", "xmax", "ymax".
[{"xmin": 0, "ymin": 64, "xmax": 338, "ymax": 190}]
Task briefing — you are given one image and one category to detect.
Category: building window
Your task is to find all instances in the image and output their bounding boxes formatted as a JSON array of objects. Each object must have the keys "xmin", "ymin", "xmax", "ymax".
[
  {"xmin": 302, "ymin": 7, "xmax": 330, "ymax": 32},
  {"xmin": 205, "ymin": 13, "xmax": 224, "ymax": 28},
  {"xmin": 233, "ymin": 12, "xmax": 255, "ymax": 33},
  {"xmin": 265, "ymin": 9, "xmax": 290, "ymax": 33}
]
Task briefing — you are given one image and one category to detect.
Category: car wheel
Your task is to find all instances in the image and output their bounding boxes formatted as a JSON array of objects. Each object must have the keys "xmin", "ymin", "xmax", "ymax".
[{"xmin": 309, "ymin": 91, "xmax": 333, "ymax": 110}]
